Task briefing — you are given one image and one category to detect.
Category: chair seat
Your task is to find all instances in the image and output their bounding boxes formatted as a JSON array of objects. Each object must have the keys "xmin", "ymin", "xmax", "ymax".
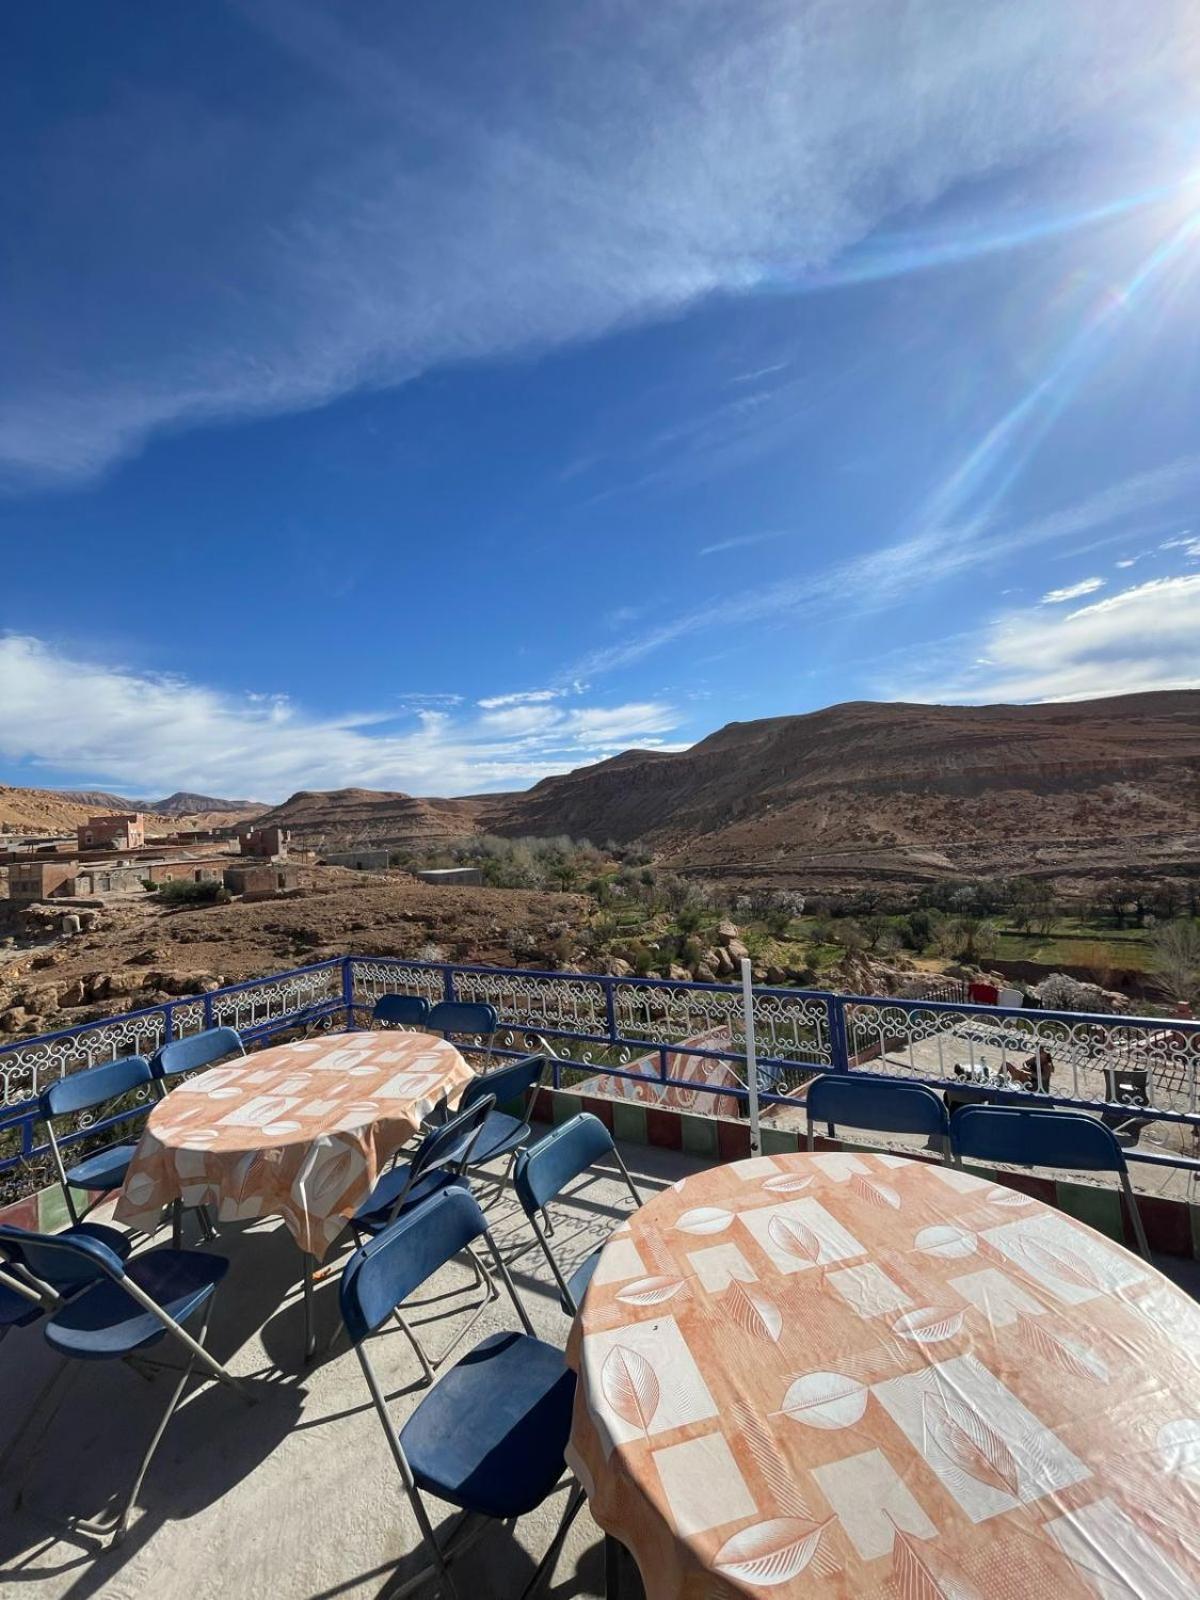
[
  {"xmin": 353, "ymin": 1168, "xmax": 466, "ymax": 1234},
  {"xmin": 64, "ymin": 1143, "xmax": 139, "ymax": 1194},
  {"xmin": 43, "ymin": 1246, "xmax": 229, "ymax": 1359},
  {"xmin": 399, "ymin": 1331, "xmax": 575, "ymax": 1519},
  {"xmin": 469, "ymin": 1112, "xmax": 530, "ymax": 1166},
  {"xmin": 565, "ymin": 1247, "xmax": 602, "ymax": 1312}
]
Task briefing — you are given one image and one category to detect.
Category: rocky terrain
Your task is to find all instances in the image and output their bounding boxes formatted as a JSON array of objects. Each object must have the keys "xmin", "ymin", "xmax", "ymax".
[
  {"xmin": 253, "ymin": 787, "xmax": 487, "ymax": 850},
  {"xmin": 0, "ymin": 873, "xmax": 588, "ymax": 1038},
  {"xmin": 1, "ymin": 786, "xmax": 263, "ymax": 836}
]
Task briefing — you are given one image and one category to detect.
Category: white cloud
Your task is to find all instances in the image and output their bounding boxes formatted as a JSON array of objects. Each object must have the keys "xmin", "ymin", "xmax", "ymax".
[
  {"xmin": 698, "ymin": 531, "xmax": 785, "ymax": 557},
  {"xmin": 889, "ymin": 575, "xmax": 1200, "ymax": 703},
  {"xmin": 1115, "ymin": 558, "xmax": 1138, "ymax": 568},
  {"xmin": 476, "ymin": 688, "xmax": 568, "ymax": 710},
  {"xmin": 1040, "ymin": 576, "xmax": 1105, "ymax": 604},
  {"xmin": 0, "ymin": 635, "xmax": 678, "ymax": 799},
  {"xmin": 1, "ymin": 0, "xmax": 1195, "ymax": 487}
]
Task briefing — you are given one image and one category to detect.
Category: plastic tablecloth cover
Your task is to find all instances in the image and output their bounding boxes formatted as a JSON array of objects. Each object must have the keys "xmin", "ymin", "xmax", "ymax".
[{"xmin": 566, "ymin": 1150, "xmax": 1200, "ymax": 1599}]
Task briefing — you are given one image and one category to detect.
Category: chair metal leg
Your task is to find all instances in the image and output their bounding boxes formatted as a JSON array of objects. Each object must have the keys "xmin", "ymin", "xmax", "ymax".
[
  {"xmin": 519, "ymin": 1480, "xmax": 587, "ymax": 1600},
  {"xmin": 1121, "ymin": 1172, "xmax": 1152, "ymax": 1260},
  {"xmin": 171, "ymin": 1199, "xmax": 183, "ymax": 1250},
  {"xmin": 303, "ymin": 1252, "xmax": 318, "ymax": 1364},
  {"xmin": 392, "ymin": 1307, "xmax": 437, "ymax": 1386}
]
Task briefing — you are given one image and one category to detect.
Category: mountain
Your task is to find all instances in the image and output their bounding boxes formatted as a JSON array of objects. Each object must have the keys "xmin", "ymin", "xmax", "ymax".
[
  {"xmin": 251, "ymin": 788, "xmax": 485, "ymax": 848},
  {"xmin": 1, "ymin": 788, "xmax": 265, "ymax": 836},
  {"xmin": 485, "ymin": 692, "xmax": 1200, "ymax": 892},
  {"xmin": 54, "ymin": 789, "xmax": 262, "ymax": 817}
]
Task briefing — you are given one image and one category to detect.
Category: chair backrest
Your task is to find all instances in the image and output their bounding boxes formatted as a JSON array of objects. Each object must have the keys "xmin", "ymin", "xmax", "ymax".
[
  {"xmin": 0, "ymin": 1224, "xmax": 124, "ymax": 1296},
  {"xmin": 426, "ymin": 1001, "xmax": 498, "ymax": 1039},
  {"xmin": 515, "ymin": 1113, "xmax": 614, "ymax": 1218},
  {"xmin": 152, "ymin": 1026, "xmax": 244, "ymax": 1082},
  {"xmin": 409, "ymin": 1094, "xmax": 495, "ymax": 1189},
  {"xmin": 460, "ymin": 1054, "xmax": 546, "ymax": 1117},
  {"xmin": 39, "ymin": 1055, "xmax": 152, "ymax": 1121},
  {"xmin": 806, "ymin": 1074, "xmax": 949, "ymax": 1138},
  {"xmin": 372, "ymin": 993, "xmax": 430, "ymax": 1029},
  {"xmin": 951, "ymin": 1105, "xmax": 1127, "ymax": 1173},
  {"xmin": 341, "ymin": 1186, "xmax": 489, "ymax": 1344}
]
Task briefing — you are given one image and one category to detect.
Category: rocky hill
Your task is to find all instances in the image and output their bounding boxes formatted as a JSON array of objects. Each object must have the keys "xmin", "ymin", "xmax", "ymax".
[
  {"xmin": 487, "ymin": 692, "xmax": 1200, "ymax": 894},
  {"xmin": 251, "ymin": 787, "xmax": 486, "ymax": 849},
  {"xmin": 55, "ymin": 789, "xmax": 263, "ymax": 818}
]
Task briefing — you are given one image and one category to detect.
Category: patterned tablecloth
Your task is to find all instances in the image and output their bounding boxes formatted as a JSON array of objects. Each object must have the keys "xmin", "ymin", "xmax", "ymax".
[
  {"xmin": 566, "ymin": 1150, "xmax": 1200, "ymax": 1599},
  {"xmin": 114, "ymin": 1032, "xmax": 473, "ymax": 1259}
]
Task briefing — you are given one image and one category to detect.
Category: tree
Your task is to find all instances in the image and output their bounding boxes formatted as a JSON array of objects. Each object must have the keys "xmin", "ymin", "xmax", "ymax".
[{"xmin": 1151, "ymin": 918, "xmax": 1200, "ymax": 1007}]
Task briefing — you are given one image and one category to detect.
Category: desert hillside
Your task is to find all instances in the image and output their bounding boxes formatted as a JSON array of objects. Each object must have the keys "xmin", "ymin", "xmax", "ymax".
[
  {"xmin": 486, "ymin": 692, "xmax": 1200, "ymax": 892},
  {"xmin": 252, "ymin": 788, "xmax": 488, "ymax": 849}
]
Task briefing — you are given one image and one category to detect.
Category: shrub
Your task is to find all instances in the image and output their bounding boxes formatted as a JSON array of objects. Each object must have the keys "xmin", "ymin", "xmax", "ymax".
[{"xmin": 156, "ymin": 878, "xmax": 229, "ymax": 907}]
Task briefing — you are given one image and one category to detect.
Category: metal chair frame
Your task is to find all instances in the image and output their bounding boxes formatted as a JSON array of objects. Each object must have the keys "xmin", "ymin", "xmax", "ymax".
[
  {"xmin": 151, "ymin": 1027, "xmax": 247, "ymax": 1247},
  {"xmin": 0, "ymin": 1227, "xmax": 253, "ymax": 1545},
  {"xmin": 39, "ymin": 1056, "xmax": 154, "ymax": 1225},
  {"xmin": 515, "ymin": 1113, "xmax": 644, "ymax": 1315},
  {"xmin": 348, "ymin": 1096, "xmax": 498, "ymax": 1383},
  {"xmin": 340, "ymin": 1191, "xmax": 584, "ymax": 1600}
]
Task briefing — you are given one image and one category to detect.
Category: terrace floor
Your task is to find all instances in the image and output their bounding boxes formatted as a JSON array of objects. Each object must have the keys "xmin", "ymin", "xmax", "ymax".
[{"xmin": 2, "ymin": 1131, "xmax": 1199, "ymax": 1600}]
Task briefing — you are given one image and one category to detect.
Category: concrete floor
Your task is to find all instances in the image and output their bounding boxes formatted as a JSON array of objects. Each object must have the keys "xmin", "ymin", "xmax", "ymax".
[{"xmin": 0, "ymin": 1132, "xmax": 702, "ymax": 1600}]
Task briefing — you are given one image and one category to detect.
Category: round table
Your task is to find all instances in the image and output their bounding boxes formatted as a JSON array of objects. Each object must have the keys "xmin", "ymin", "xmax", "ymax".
[
  {"xmin": 566, "ymin": 1151, "xmax": 1200, "ymax": 1599},
  {"xmin": 114, "ymin": 1030, "xmax": 473, "ymax": 1259}
]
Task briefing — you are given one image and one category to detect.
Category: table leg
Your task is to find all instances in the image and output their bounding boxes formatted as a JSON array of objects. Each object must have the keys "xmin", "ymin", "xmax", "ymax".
[
  {"xmin": 303, "ymin": 1252, "xmax": 317, "ymax": 1364},
  {"xmin": 604, "ymin": 1534, "xmax": 621, "ymax": 1600}
]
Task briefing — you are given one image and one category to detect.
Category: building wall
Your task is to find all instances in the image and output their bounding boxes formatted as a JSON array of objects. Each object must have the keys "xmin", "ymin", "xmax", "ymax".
[
  {"xmin": 238, "ymin": 825, "xmax": 290, "ymax": 859},
  {"xmin": 223, "ymin": 864, "xmax": 304, "ymax": 896},
  {"xmin": 144, "ymin": 858, "xmax": 225, "ymax": 885},
  {"xmin": 8, "ymin": 862, "xmax": 77, "ymax": 901},
  {"xmin": 77, "ymin": 813, "xmax": 146, "ymax": 851},
  {"xmin": 323, "ymin": 849, "xmax": 390, "ymax": 871},
  {"xmin": 414, "ymin": 867, "xmax": 485, "ymax": 887}
]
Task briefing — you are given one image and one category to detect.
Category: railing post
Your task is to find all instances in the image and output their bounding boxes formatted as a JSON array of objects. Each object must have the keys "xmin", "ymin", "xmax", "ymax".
[
  {"xmin": 202, "ymin": 990, "xmax": 214, "ymax": 1029},
  {"xmin": 830, "ymin": 996, "xmax": 851, "ymax": 1074},
  {"xmin": 162, "ymin": 1003, "xmax": 176, "ymax": 1044},
  {"xmin": 341, "ymin": 957, "xmax": 355, "ymax": 1030},
  {"xmin": 443, "ymin": 965, "xmax": 457, "ymax": 1004},
  {"xmin": 603, "ymin": 977, "xmax": 618, "ymax": 1045},
  {"xmin": 741, "ymin": 959, "xmax": 762, "ymax": 1157}
]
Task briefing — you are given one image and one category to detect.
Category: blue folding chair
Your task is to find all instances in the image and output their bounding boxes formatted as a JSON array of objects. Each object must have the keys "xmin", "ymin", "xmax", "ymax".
[
  {"xmin": 373, "ymin": 993, "xmax": 432, "ymax": 1030},
  {"xmin": 39, "ymin": 1056, "xmax": 154, "ymax": 1225},
  {"xmin": 0, "ymin": 1221, "xmax": 133, "ymax": 1345},
  {"xmin": 427, "ymin": 1000, "xmax": 498, "ymax": 1071},
  {"xmin": 350, "ymin": 1096, "xmax": 498, "ymax": 1383},
  {"xmin": 514, "ymin": 1113, "xmax": 643, "ymax": 1314},
  {"xmin": 151, "ymin": 1027, "xmax": 245, "ymax": 1245},
  {"xmin": 457, "ymin": 1053, "xmax": 548, "ymax": 1176},
  {"xmin": 150, "ymin": 1025, "xmax": 245, "ymax": 1092},
  {"xmin": 0, "ymin": 1225, "xmax": 251, "ymax": 1544},
  {"xmin": 805, "ymin": 1074, "xmax": 951, "ymax": 1162},
  {"xmin": 950, "ymin": 1104, "xmax": 1151, "ymax": 1259},
  {"xmin": 340, "ymin": 1187, "xmax": 583, "ymax": 1599}
]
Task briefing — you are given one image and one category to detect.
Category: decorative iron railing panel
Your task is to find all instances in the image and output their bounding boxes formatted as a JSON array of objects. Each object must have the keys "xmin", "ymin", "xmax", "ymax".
[{"xmin": 2, "ymin": 956, "xmax": 1198, "ymax": 1206}]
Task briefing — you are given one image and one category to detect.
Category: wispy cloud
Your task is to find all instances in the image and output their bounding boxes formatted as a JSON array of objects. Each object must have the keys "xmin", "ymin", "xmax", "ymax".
[
  {"xmin": 574, "ymin": 455, "xmax": 1200, "ymax": 678},
  {"xmin": 477, "ymin": 687, "xmax": 574, "ymax": 710},
  {"xmin": 2, "ymin": 0, "xmax": 1195, "ymax": 488},
  {"xmin": 888, "ymin": 575, "xmax": 1200, "ymax": 703},
  {"xmin": 698, "ymin": 530, "xmax": 786, "ymax": 558},
  {"xmin": 1040, "ymin": 576, "xmax": 1105, "ymax": 604},
  {"xmin": 0, "ymin": 636, "xmax": 678, "ymax": 799}
]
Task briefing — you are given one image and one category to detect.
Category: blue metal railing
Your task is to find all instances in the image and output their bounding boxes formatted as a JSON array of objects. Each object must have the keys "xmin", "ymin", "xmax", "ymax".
[{"xmin": 2, "ymin": 954, "xmax": 1197, "ymax": 1194}]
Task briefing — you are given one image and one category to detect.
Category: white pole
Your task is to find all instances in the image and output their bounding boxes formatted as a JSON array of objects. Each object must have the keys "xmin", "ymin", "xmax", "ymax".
[{"xmin": 741, "ymin": 957, "xmax": 762, "ymax": 1156}]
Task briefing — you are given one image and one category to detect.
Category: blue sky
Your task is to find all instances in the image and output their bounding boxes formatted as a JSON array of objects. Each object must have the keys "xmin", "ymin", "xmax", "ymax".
[{"xmin": 2, "ymin": 0, "xmax": 1199, "ymax": 801}]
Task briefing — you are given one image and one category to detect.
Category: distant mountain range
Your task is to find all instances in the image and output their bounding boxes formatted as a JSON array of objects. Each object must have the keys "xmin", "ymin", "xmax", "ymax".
[
  {"xmin": 7, "ymin": 692, "xmax": 1197, "ymax": 892},
  {"xmin": 56, "ymin": 790, "xmax": 263, "ymax": 817},
  {"xmin": 254, "ymin": 691, "xmax": 1200, "ymax": 894}
]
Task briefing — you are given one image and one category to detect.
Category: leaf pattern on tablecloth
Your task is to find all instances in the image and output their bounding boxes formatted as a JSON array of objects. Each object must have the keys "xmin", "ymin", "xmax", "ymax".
[
  {"xmin": 891, "ymin": 1307, "xmax": 966, "ymax": 1345},
  {"xmin": 768, "ymin": 1213, "xmax": 823, "ymax": 1263},
  {"xmin": 1019, "ymin": 1234, "xmax": 1108, "ymax": 1293},
  {"xmin": 779, "ymin": 1371, "xmax": 868, "ymax": 1430},
  {"xmin": 713, "ymin": 1515, "xmax": 834, "ymax": 1586},
  {"xmin": 762, "ymin": 1173, "xmax": 813, "ymax": 1194},
  {"xmin": 922, "ymin": 1390, "xmax": 1021, "ymax": 1498},
  {"xmin": 727, "ymin": 1281, "xmax": 782, "ymax": 1342},
  {"xmin": 294, "ymin": 1141, "xmax": 363, "ymax": 1218},
  {"xmin": 601, "ymin": 1344, "xmax": 660, "ymax": 1433},
  {"xmin": 987, "ymin": 1186, "xmax": 1036, "ymax": 1209},
  {"xmin": 891, "ymin": 1524, "xmax": 983, "ymax": 1600},
  {"xmin": 851, "ymin": 1172, "xmax": 901, "ymax": 1210},
  {"xmin": 616, "ymin": 1276, "xmax": 686, "ymax": 1307},
  {"xmin": 1015, "ymin": 1312, "xmax": 1108, "ymax": 1381},
  {"xmin": 731, "ymin": 1399, "xmax": 812, "ymax": 1520},
  {"xmin": 676, "ymin": 1206, "xmax": 734, "ymax": 1235}
]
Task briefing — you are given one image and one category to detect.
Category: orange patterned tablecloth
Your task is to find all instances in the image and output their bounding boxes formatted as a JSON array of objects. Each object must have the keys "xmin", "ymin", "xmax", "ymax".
[
  {"xmin": 566, "ymin": 1151, "xmax": 1200, "ymax": 1599},
  {"xmin": 114, "ymin": 1032, "xmax": 473, "ymax": 1259}
]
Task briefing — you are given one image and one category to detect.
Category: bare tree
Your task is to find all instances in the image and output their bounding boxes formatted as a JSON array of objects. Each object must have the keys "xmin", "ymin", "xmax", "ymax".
[{"xmin": 1151, "ymin": 918, "xmax": 1200, "ymax": 1006}]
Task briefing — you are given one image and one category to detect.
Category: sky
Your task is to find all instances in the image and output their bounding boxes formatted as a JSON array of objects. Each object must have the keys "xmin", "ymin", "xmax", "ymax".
[{"xmin": 2, "ymin": 0, "xmax": 1199, "ymax": 802}]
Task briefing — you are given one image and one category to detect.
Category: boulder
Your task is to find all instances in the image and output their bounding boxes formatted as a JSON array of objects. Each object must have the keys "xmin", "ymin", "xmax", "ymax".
[
  {"xmin": 711, "ymin": 945, "xmax": 735, "ymax": 975},
  {"xmin": 56, "ymin": 978, "xmax": 87, "ymax": 1008},
  {"xmin": 605, "ymin": 958, "xmax": 634, "ymax": 978},
  {"xmin": 726, "ymin": 938, "xmax": 751, "ymax": 964},
  {"xmin": 716, "ymin": 920, "xmax": 740, "ymax": 947},
  {"xmin": 668, "ymin": 964, "xmax": 691, "ymax": 982},
  {"xmin": 693, "ymin": 963, "xmax": 718, "ymax": 983},
  {"xmin": 0, "ymin": 1007, "xmax": 29, "ymax": 1032}
]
